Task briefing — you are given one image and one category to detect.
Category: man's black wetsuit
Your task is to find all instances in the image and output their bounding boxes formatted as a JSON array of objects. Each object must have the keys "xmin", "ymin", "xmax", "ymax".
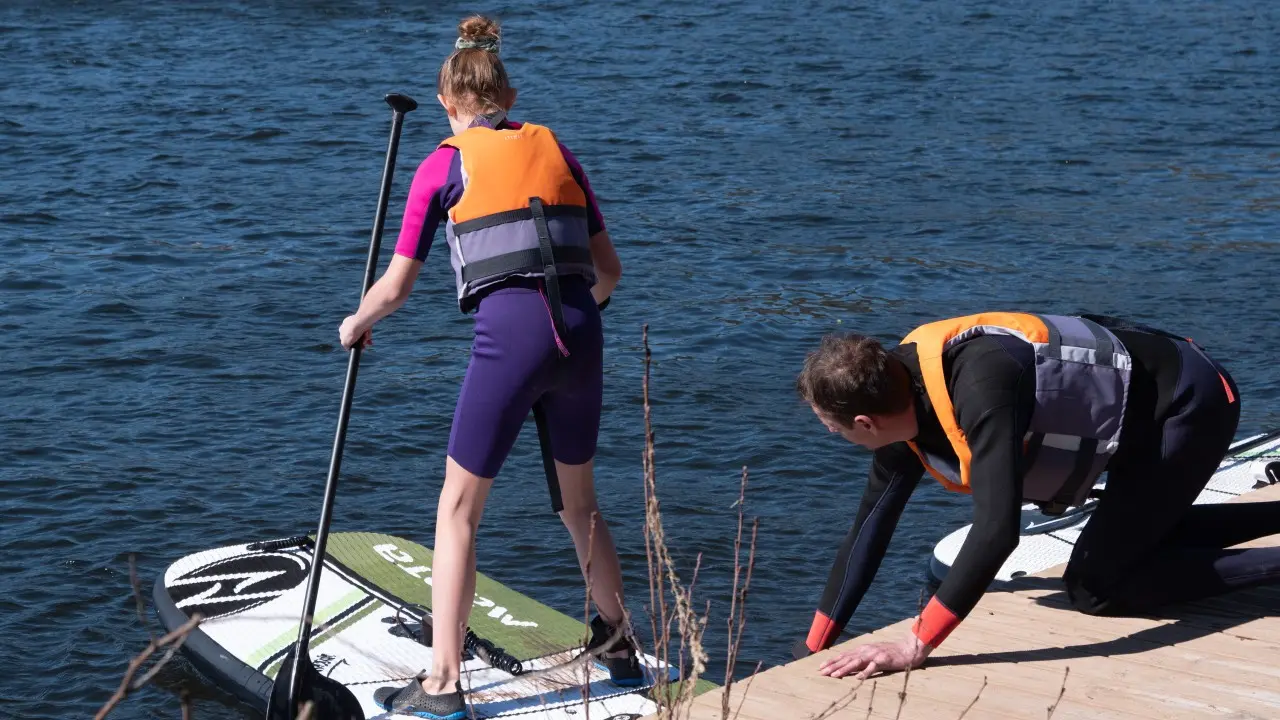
[{"xmin": 803, "ymin": 319, "xmax": 1280, "ymax": 654}]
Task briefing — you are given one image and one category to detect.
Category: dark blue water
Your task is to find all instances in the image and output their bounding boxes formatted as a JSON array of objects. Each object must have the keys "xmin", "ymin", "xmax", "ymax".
[{"xmin": 3, "ymin": 1, "xmax": 1278, "ymax": 717}]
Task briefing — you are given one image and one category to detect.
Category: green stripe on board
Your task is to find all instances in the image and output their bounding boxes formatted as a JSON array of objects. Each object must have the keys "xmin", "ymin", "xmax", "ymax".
[
  {"xmin": 323, "ymin": 532, "xmax": 583, "ymax": 662},
  {"xmin": 262, "ymin": 598, "xmax": 383, "ymax": 680},
  {"xmin": 247, "ymin": 587, "xmax": 366, "ymax": 668}
]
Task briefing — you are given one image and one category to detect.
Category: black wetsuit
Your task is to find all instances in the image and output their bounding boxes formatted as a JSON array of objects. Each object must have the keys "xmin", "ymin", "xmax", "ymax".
[{"xmin": 805, "ymin": 319, "xmax": 1280, "ymax": 652}]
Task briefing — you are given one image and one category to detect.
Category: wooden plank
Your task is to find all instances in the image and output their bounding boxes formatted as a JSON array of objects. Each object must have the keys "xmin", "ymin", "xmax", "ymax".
[
  {"xmin": 924, "ymin": 606, "xmax": 1280, "ymax": 716},
  {"xmin": 978, "ymin": 585, "xmax": 1280, "ymax": 651},
  {"xmin": 686, "ymin": 673, "xmax": 1074, "ymax": 720},
  {"xmin": 686, "ymin": 670, "xmax": 1184, "ymax": 720},
  {"xmin": 689, "ymin": 635, "xmax": 1173, "ymax": 720},
  {"xmin": 663, "ymin": 478, "xmax": 1280, "ymax": 720}
]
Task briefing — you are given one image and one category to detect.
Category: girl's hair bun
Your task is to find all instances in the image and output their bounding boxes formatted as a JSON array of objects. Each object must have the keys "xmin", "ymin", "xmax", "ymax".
[{"xmin": 455, "ymin": 15, "xmax": 500, "ymax": 53}]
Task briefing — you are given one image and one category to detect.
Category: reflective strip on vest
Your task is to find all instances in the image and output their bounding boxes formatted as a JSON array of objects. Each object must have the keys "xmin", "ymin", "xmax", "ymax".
[
  {"xmin": 902, "ymin": 312, "xmax": 1132, "ymax": 508},
  {"xmin": 437, "ymin": 122, "xmax": 596, "ymax": 312},
  {"xmin": 921, "ymin": 450, "xmax": 963, "ymax": 489}
]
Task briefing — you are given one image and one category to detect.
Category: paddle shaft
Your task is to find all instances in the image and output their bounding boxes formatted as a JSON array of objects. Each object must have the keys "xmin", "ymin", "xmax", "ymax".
[{"xmin": 284, "ymin": 92, "xmax": 417, "ymax": 717}]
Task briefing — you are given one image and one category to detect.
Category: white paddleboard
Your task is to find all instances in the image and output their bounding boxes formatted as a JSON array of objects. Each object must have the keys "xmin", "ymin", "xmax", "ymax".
[
  {"xmin": 154, "ymin": 531, "xmax": 709, "ymax": 719},
  {"xmin": 929, "ymin": 430, "xmax": 1280, "ymax": 584}
]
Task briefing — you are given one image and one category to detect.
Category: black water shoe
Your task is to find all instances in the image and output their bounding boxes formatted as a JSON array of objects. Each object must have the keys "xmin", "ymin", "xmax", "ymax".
[
  {"xmin": 373, "ymin": 678, "xmax": 466, "ymax": 720},
  {"xmin": 585, "ymin": 614, "xmax": 645, "ymax": 687}
]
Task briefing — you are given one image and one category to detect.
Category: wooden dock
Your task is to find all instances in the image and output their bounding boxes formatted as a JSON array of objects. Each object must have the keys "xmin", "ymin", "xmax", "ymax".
[{"xmin": 668, "ymin": 483, "xmax": 1280, "ymax": 720}]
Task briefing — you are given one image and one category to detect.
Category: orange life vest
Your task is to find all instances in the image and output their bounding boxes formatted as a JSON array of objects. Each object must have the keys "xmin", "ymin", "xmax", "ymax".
[
  {"xmin": 900, "ymin": 312, "xmax": 1132, "ymax": 511},
  {"xmin": 438, "ymin": 122, "xmax": 595, "ymax": 313}
]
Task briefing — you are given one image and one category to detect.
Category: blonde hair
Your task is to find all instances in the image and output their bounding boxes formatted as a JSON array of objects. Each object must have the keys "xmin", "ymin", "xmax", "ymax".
[{"xmin": 437, "ymin": 15, "xmax": 511, "ymax": 115}]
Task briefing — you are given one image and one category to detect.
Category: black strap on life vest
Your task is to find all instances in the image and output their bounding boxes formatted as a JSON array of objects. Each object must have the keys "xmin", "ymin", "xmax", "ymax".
[
  {"xmin": 532, "ymin": 401, "xmax": 564, "ymax": 513},
  {"xmin": 1078, "ymin": 316, "xmax": 1115, "ymax": 366},
  {"xmin": 529, "ymin": 196, "xmax": 569, "ymax": 345},
  {"xmin": 459, "ymin": 246, "xmax": 594, "ymax": 285},
  {"xmin": 523, "ymin": 197, "xmax": 612, "ymax": 513},
  {"xmin": 1038, "ymin": 437, "xmax": 1100, "ymax": 516},
  {"xmin": 451, "ymin": 203, "xmax": 586, "ymax": 236},
  {"xmin": 530, "ymin": 195, "xmax": 569, "ymax": 513}
]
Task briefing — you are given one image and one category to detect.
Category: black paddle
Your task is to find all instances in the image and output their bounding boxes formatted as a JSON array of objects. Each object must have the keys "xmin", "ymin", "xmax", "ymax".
[{"xmin": 265, "ymin": 92, "xmax": 419, "ymax": 720}]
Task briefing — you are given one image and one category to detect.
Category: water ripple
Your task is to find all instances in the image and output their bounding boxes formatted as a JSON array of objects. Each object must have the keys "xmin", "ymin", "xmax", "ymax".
[{"xmin": 3, "ymin": 1, "xmax": 1279, "ymax": 718}]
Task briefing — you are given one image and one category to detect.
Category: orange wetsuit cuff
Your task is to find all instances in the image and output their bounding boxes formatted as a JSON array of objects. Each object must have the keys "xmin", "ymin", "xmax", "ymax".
[
  {"xmin": 806, "ymin": 610, "xmax": 840, "ymax": 652},
  {"xmin": 911, "ymin": 597, "xmax": 960, "ymax": 649}
]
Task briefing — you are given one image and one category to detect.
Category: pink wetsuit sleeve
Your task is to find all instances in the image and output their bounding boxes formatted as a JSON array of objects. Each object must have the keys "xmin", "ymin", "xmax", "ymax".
[
  {"xmin": 558, "ymin": 143, "xmax": 606, "ymax": 236},
  {"xmin": 394, "ymin": 147, "xmax": 460, "ymax": 261}
]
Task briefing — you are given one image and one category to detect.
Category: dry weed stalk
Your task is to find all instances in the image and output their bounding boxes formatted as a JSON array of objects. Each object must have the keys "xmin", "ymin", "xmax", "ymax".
[
  {"xmin": 720, "ymin": 466, "xmax": 760, "ymax": 720},
  {"xmin": 728, "ymin": 660, "xmax": 763, "ymax": 720},
  {"xmin": 639, "ymin": 324, "xmax": 709, "ymax": 719},
  {"xmin": 635, "ymin": 324, "xmax": 767, "ymax": 720},
  {"xmin": 130, "ymin": 558, "xmax": 156, "ymax": 643},
  {"xmin": 1046, "ymin": 666, "xmax": 1070, "ymax": 719},
  {"xmin": 956, "ymin": 676, "xmax": 987, "ymax": 720},
  {"xmin": 890, "ymin": 588, "xmax": 929, "ymax": 720},
  {"xmin": 810, "ymin": 678, "xmax": 864, "ymax": 720},
  {"xmin": 96, "ymin": 555, "xmax": 204, "ymax": 720},
  {"xmin": 582, "ymin": 513, "xmax": 598, "ymax": 719}
]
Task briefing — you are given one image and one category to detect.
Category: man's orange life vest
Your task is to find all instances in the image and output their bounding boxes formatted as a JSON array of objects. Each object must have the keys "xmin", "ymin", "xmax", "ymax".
[{"xmin": 900, "ymin": 312, "xmax": 1133, "ymax": 512}]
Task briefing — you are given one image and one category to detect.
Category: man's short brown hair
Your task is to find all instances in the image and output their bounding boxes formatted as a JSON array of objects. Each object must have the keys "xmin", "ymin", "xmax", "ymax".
[{"xmin": 795, "ymin": 334, "xmax": 913, "ymax": 426}]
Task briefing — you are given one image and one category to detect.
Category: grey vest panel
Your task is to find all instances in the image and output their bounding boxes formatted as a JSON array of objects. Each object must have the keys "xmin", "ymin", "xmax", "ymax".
[
  {"xmin": 934, "ymin": 314, "xmax": 1132, "ymax": 512},
  {"xmin": 1022, "ymin": 314, "xmax": 1132, "ymax": 510},
  {"xmin": 445, "ymin": 213, "xmax": 595, "ymax": 313}
]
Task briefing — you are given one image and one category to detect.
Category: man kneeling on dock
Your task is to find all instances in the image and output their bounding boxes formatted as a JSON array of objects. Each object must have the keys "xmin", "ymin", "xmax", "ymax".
[{"xmin": 792, "ymin": 311, "xmax": 1280, "ymax": 679}]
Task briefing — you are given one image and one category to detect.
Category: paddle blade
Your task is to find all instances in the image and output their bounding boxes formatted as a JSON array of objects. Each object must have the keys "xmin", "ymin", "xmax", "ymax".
[{"xmin": 266, "ymin": 645, "xmax": 365, "ymax": 720}]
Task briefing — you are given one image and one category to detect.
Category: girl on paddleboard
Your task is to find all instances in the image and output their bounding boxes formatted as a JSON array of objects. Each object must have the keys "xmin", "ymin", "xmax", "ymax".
[{"xmin": 337, "ymin": 14, "xmax": 641, "ymax": 720}]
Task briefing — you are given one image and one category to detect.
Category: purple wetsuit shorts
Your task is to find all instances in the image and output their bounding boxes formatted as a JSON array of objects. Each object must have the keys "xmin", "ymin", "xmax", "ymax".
[{"xmin": 446, "ymin": 276, "xmax": 603, "ymax": 478}]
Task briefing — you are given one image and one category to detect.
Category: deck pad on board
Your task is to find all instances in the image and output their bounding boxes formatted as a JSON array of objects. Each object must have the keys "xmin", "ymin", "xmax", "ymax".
[{"xmin": 156, "ymin": 532, "xmax": 706, "ymax": 719}]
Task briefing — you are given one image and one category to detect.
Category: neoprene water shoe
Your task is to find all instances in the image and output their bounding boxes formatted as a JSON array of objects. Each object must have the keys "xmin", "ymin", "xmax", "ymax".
[
  {"xmin": 373, "ymin": 678, "xmax": 466, "ymax": 720},
  {"xmin": 585, "ymin": 614, "xmax": 645, "ymax": 687}
]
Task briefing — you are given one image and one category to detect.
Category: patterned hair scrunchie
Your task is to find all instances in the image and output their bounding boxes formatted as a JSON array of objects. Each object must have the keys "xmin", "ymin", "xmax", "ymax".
[{"xmin": 455, "ymin": 36, "xmax": 500, "ymax": 53}]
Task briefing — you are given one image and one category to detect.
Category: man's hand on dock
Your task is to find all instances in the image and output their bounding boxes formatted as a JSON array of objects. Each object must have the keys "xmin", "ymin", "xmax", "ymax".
[{"xmin": 816, "ymin": 634, "xmax": 931, "ymax": 680}]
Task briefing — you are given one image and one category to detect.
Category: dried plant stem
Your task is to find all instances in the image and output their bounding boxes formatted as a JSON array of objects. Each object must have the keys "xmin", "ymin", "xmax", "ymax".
[
  {"xmin": 95, "ymin": 613, "xmax": 203, "ymax": 720},
  {"xmin": 641, "ymin": 324, "xmax": 669, "ymax": 708},
  {"xmin": 1046, "ymin": 666, "xmax": 1070, "ymax": 719},
  {"xmin": 810, "ymin": 678, "xmax": 864, "ymax": 720},
  {"xmin": 893, "ymin": 589, "xmax": 927, "ymax": 720},
  {"xmin": 582, "ymin": 513, "xmax": 597, "ymax": 718},
  {"xmin": 128, "ymin": 555, "xmax": 155, "ymax": 643},
  {"xmin": 97, "ymin": 554, "xmax": 205, "ymax": 720},
  {"xmin": 639, "ymin": 324, "xmax": 710, "ymax": 719},
  {"xmin": 461, "ymin": 668, "xmax": 477, "ymax": 720},
  {"xmin": 721, "ymin": 467, "xmax": 759, "ymax": 720},
  {"xmin": 730, "ymin": 661, "xmax": 763, "ymax": 720},
  {"xmin": 956, "ymin": 676, "xmax": 987, "ymax": 720}
]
